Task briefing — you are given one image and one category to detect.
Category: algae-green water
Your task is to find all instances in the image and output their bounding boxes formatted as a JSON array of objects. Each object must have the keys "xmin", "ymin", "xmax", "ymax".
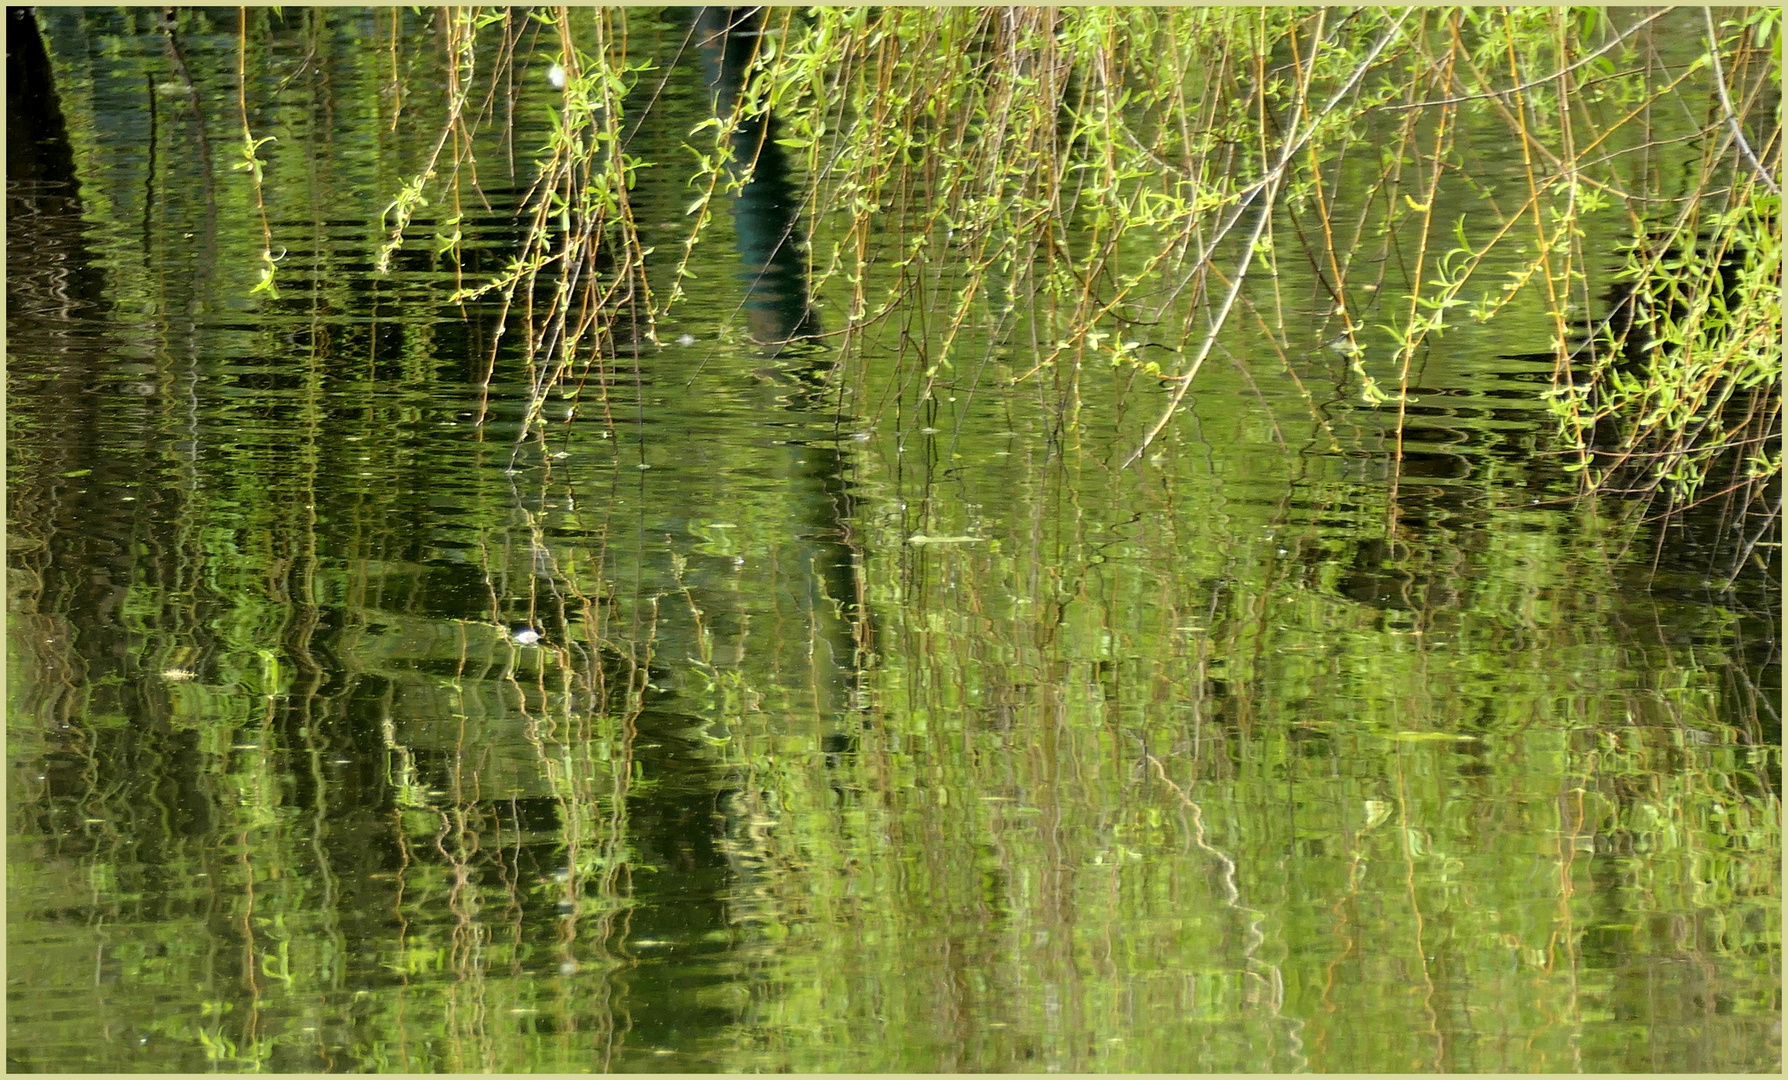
[{"xmin": 7, "ymin": 8, "xmax": 1778, "ymax": 1072}]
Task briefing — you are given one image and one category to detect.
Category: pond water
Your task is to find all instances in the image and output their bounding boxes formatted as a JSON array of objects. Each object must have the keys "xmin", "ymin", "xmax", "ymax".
[{"xmin": 7, "ymin": 8, "xmax": 1780, "ymax": 1073}]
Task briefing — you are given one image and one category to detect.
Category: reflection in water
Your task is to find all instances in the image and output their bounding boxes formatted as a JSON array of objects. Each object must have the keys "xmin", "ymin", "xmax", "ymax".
[
  {"xmin": 696, "ymin": 5, "xmax": 819, "ymax": 348},
  {"xmin": 691, "ymin": 5, "xmax": 877, "ymax": 968},
  {"xmin": 6, "ymin": 8, "xmax": 1780, "ymax": 1073},
  {"xmin": 693, "ymin": 2, "xmax": 869, "ymax": 694}
]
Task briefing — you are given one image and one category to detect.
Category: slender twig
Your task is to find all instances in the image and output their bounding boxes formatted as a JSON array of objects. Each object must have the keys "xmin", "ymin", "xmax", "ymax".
[
  {"xmin": 1378, "ymin": 8, "xmax": 1671, "ymax": 112},
  {"xmin": 1702, "ymin": 6, "xmax": 1781, "ymax": 196}
]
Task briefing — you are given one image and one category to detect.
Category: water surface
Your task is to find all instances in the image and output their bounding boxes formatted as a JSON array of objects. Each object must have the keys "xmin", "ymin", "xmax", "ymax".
[{"xmin": 7, "ymin": 8, "xmax": 1779, "ymax": 1072}]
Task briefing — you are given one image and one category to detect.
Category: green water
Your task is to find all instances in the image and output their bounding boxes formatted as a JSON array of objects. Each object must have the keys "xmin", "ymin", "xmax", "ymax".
[{"xmin": 7, "ymin": 8, "xmax": 1779, "ymax": 1072}]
